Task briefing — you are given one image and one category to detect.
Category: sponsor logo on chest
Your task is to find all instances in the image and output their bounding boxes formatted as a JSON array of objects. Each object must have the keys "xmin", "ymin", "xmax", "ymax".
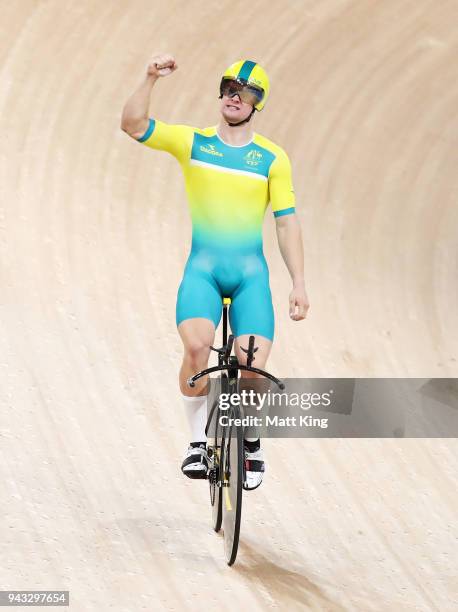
[{"xmin": 199, "ymin": 143, "xmax": 223, "ymax": 157}]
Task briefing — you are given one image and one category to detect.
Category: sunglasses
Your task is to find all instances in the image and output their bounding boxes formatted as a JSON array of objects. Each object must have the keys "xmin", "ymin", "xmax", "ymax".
[{"xmin": 220, "ymin": 78, "xmax": 264, "ymax": 106}]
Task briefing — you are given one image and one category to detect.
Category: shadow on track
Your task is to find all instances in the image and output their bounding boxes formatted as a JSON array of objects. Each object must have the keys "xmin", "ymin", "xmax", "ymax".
[{"xmin": 234, "ymin": 540, "xmax": 345, "ymax": 611}]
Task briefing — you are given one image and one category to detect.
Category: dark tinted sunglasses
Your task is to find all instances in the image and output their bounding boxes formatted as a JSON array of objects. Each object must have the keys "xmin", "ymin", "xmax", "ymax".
[{"xmin": 220, "ymin": 78, "xmax": 264, "ymax": 106}]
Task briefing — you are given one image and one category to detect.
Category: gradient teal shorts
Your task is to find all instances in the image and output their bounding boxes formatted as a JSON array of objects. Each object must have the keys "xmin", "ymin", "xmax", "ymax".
[{"xmin": 176, "ymin": 247, "xmax": 274, "ymax": 341}]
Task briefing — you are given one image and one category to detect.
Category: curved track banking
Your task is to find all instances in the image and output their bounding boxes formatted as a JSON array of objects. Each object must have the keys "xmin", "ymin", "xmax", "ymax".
[{"xmin": 0, "ymin": 1, "xmax": 457, "ymax": 610}]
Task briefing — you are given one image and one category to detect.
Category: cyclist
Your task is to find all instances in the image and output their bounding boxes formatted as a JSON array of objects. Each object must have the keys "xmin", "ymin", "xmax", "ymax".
[{"xmin": 121, "ymin": 54, "xmax": 309, "ymax": 489}]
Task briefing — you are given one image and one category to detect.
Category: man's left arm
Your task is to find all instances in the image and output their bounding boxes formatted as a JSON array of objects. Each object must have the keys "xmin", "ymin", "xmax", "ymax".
[
  {"xmin": 269, "ymin": 149, "xmax": 310, "ymax": 321},
  {"xmin": 275, "ymin": 214, "xmax": 309, "ymax": 320}
]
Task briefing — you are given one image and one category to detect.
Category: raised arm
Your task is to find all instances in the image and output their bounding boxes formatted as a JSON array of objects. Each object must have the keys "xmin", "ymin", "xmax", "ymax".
[{"xmin": 120, "ymin": 53, "xmax": 178, "ymax": 140}]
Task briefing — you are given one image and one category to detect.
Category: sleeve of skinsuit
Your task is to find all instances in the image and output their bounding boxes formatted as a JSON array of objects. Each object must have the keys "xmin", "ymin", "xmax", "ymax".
[
  {"xmin": 269, "ymin": 148, "xmax": 296, "ymax": 217},
  {"xmin": 136, "ymin": 118, "xmax": 193, "ymax": 164}
]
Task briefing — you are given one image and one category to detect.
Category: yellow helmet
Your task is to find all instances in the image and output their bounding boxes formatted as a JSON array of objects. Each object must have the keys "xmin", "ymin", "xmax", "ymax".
[{"xmin": 220, "ymin": 60, "xmax": 270, "ymax": 111}]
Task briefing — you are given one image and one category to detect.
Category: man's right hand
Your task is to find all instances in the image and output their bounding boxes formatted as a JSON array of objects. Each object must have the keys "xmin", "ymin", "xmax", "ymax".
[
  {"xmin": 120, "ymin": 53, "xmax": 177, "ymax": 139},
  {"xmin": 147, "ymin": 54, "xmax": 178, "ymax": 78}
]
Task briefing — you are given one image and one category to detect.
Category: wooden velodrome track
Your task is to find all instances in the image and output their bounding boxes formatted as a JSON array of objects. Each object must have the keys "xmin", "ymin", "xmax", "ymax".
[{"xmin": 1, "ymin": 1, "xmax": 457, "ymax": 610}]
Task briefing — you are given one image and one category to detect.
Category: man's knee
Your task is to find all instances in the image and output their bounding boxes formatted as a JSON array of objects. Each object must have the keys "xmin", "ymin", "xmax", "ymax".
[
  {"xmin": 185, "ymin": 339, "xmax": 211, "ymax": 363},
  {"xmin": 238, "ymin": 353, "xmax": 268, "ymax": 372}
]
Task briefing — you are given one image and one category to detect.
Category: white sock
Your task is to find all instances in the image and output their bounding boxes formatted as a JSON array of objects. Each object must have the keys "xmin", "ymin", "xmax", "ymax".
[{"xmin": 182, "ymin": 393, "xmax": 208, "ymax": 443}]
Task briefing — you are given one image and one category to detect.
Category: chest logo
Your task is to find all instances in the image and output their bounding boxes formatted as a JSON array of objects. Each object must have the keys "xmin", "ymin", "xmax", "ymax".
[
  {"xmin": 244, "ymin": 149, "xmax": 263, "ymax": 166},
  {"xmin": 200, "ymin": 143, "xmax": 223, "ymax": 157}
]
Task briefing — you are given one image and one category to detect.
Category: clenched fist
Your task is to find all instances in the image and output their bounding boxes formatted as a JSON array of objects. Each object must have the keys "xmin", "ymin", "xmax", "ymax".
[{"xmin": 147, "ymin": 53, "xmax": 178, "ymax": 78}]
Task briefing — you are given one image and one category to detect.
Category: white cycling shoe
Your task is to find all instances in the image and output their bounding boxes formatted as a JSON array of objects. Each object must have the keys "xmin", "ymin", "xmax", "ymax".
[
  {"xmin": 243, "ymin": 447, "xmax": 265, "ymax": 491},
  {"xmin": 181, "ymin": 443, "xmax": 209, "ymax": 480}
]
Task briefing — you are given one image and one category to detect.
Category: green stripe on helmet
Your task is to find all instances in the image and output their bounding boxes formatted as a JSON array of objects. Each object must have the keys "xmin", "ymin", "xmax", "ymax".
[{"xmin": 237, "ymin": 60, "xmax": 256, "ymax": 82}]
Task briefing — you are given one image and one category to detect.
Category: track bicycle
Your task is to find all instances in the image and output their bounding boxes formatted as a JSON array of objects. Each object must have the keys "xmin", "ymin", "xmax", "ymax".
[{"xmin": 187, "ymin": 297, "xmax": 284, "ymax": 566}]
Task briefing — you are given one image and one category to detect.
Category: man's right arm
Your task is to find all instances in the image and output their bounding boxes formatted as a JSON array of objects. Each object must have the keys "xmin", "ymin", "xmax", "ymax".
[{"xmin": 120, "ymin": 53, "xmax": 178, "ymax": 140}]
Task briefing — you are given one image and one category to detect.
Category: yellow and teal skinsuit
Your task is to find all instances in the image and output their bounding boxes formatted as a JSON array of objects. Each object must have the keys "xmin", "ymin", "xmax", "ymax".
[{"xmin": 137, "ymin": 119, "xmax": 295, "ymax": 340}]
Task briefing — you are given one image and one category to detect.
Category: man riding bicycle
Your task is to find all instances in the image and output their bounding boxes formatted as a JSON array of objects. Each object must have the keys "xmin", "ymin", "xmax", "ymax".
[{"xmin": 121, "ymin": 54, "xmax": 309, "ymax": 489}]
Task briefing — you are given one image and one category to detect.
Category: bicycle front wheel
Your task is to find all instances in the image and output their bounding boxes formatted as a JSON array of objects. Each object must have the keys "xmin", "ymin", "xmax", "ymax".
[
  {"xmin": 221, "ymin": 413, "xmax": 243, "ymax": 566},
  {"xmin": 208, "ymin": 396, "xmax": 223, "ymax": 532}
]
